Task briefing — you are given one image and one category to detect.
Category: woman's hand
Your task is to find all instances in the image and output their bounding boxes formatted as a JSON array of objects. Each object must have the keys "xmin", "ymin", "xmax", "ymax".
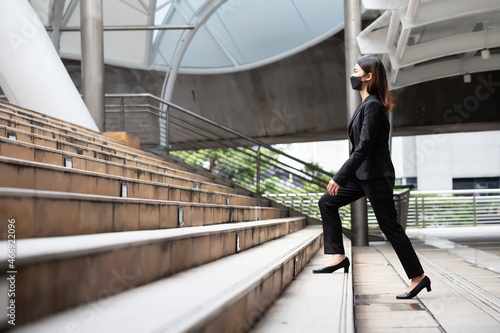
[{"xmin": 327, "ymin": 179, "xmax": 340, "ymax": 196}]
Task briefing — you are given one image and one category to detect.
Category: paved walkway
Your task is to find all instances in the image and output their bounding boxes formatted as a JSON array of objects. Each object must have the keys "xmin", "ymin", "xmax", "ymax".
[{"xmin": 354, "ymin": 225, "xmax": 500, "ymax": 332}]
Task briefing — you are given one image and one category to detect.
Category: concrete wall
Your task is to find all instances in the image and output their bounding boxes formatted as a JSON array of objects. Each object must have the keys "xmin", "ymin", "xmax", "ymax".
[
  {"xmin": 53, "ymin": 33, "xmax": 500, "ymax": 147},
  {"xmin": 62, "ymin": 34, "xmax": 349, "ymax": 145},
  {"xmin": 172, "ymin": 36, "xmax": 348, "ymax": 144},
  {"xmin": 392, "ymin": 72, "xmax": 500, "ymax": 137}
]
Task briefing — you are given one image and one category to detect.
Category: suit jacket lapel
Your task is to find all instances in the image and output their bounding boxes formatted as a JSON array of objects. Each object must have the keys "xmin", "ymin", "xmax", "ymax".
[
  {"xmin": 348, "ymin": 104, "xmax": 363, "ymax": 135},
  {"xmin": 348, "ymin": 95, "xmax": 376, "ymax": 134}
]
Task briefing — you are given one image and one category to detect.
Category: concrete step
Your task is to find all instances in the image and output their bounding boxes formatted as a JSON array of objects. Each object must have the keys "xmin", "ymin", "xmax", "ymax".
[
  {"xmin": 0, "ymin": 216, "xmax": 307, "ymax": 326},
  {"xmin": 0, "ymin": 104, "xmax": 242, "ymax": 189},
  {"xmin": 0, "ymin": 122, "xmax": 214, "ymax": 185},
  {"xmin": 0, "ymin": 101, "xmax": 259, "ymax": 197},
  {"xmin": 8, "ymin": 225, "xmax": 322, "ymax": 332},
  {"xmin": 0, "ymin": 136, "xmax": 248, "ymax": 196},
  {"xmin": 0, "ymin": 156, "xmax": 270, "ymax": 208},
  {"xmin": 0, "ymin": 105, "xmax": 248, "ymax": 191},
  {"xmin": 252, "ymin": 236, "xmax": 354, "ymax": 333},
  {"xmin": 0, "ymin": 101, "xmax": 158, "ymax": 159},
  {"xmin": 0, "ymin": 188, "xmax": 289, "ymax": 238}
]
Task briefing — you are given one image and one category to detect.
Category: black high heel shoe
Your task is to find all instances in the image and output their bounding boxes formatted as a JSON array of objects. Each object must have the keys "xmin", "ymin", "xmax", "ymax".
[
  {"xmin": 396, "ymin": 276, "xmax": 431, "ymax": 299},
  {"xmin": 312, "ymin": 257, "xmax": 350, "ymax": 274}
]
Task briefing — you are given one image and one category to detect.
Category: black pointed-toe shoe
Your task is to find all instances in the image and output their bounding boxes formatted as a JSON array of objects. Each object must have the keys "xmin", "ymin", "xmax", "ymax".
[
  {"xmin": 396, "ymin": 276, "xmax": 431, "ymax": 299},
  {"xmin": 312, "ymin": 257, "xmax": 350, "ymax": 274}
]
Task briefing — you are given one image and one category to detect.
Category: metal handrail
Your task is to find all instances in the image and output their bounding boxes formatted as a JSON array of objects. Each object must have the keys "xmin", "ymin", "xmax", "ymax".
[
  {"xmin": 104, "ymin": 93, "xmax": 334, "ymax": 199},
  {"xmin": 108, "ymin": 94, "xmax": 494, "ymax": 230},
  {"xmin": 409, "ymin": 189, "xmax": 500, "ymax": 228},
  {"xmin": 267, "ymin": 189, "xmax": 500, "ymax": 229},
  {"xmin": 105, "ymin": 93, "xmax": 334, "ymax": 178}
]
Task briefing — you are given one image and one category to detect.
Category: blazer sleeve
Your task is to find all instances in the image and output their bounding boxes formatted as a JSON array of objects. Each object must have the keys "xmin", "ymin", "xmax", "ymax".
[{"xmin": 333, "ymin": 100, "xmax": 386, "ymax": 187}]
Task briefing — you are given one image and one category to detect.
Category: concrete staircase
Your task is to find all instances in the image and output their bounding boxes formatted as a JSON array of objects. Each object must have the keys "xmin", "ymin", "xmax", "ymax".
[{"xmin": 0, "ymin": 101, "xmax": 328, "ymax": 332}]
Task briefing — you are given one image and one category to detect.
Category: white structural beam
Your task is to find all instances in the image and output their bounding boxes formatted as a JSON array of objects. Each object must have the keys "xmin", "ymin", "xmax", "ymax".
[
  {"xmin": 399, "ymin": 0, "xmax": 500, "ymax": 29},
  {"xmin": 393, "ymin": 28, "xmax": 500, "ymax": 69},
  {"xmin": 0, "ymin": 0, "xmax": 98, "ymax": 131},
  {"xmin": 358, "ymin": 10, "xmax": 391, "ymax": 38},
  {"xmin": 393, "ymin": 54, "xmax": 500, "ymax": 89},
  {"xmin": 358, "ymin": 26, "xmax": 389, "ymax": 54},
  {"xmin": 386, "ymin": 10, "xmax": 399, "ymax": 50},
  {"xmin": 395, "ymin": 27, "xmax": 410, "ymax": 61},
  {"xmin": 158, "ymin": 0, "xmax": 227, "ymax": 149},
  {"xmin": 362, "ymin": 0, "xmax": 408, "ymax": 10},
  {"xmin": 161, "ymin": 0, "xmax": 228, "ymax": 102},
  {"xmin": 360, "ymin": 0, "xmax": 500, "ymax": 89},
  {"xmin": 405, "ymin": 0, "xmax": 420, "ymax": 23}
]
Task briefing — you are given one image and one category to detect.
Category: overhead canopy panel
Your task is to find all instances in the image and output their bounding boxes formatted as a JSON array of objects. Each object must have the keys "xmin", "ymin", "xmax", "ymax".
[
  {"xmin": 33, "ymin": 0, "xmax": 345, "ymax": 74},
  {"xmin": 31, "ymin": 0, "xmax": 500, "ymax": 88}
]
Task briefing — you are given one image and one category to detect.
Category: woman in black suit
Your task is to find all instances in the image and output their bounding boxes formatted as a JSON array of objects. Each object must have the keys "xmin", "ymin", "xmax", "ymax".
[{"xmin": 313, "ymin": 56, "xmax": 431, "ymax": 299}]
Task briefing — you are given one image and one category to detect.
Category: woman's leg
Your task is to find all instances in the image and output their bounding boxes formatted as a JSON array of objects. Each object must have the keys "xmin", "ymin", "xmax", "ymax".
[
  {"xmin": 361, "ymin": 177, "xmax": 424, "ymax": 279},
  {"xmin": 318, "ymin": 178, "xmax": 365, "ymax": 255}
]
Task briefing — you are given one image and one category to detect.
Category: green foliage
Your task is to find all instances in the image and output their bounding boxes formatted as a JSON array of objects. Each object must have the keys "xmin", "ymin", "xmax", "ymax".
[
  {"xmin": 303, "ymin": 161, "xmax": 334, "ymax": 184},
  {"xmin": 171, "ymin": 146, "xmax": 334, "ymax": 196}
]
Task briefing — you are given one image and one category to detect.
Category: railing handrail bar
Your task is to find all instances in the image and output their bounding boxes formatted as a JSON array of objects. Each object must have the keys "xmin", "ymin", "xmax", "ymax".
[
  {"xmin": 412, "ymin": 189, "xmax": 500, "ymax": 195},
  {"xmin": 264, "ymin": 189, "xmax": 500, "ymax": 199},
  {"xmin": 166, "ymin": 118, "xmax": 327, "ymax": 189},
  {"xmin": 175, "ymin": 142, "xmax": 328, "ymax": 190},
  {"xmin": 168, "ymin": 114, "xmax": 242, "ymax": 147},
  {"xmin": 105, "ymin": 93, "xmax": 335, "ymax": 177},
  {"xmin": 257, "ymin": 155, "xmax": 328, "ymax": 188},
  {"xmin": 167, "ymin": 120, "xmax": 330, "ymax": 189}
]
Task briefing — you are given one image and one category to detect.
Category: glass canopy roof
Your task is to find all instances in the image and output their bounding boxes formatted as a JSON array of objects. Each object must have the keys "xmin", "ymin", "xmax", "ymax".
[
  {"xmin": 28, "ymin": 0, "xmax": 500, "ymax": 88},
  {"xmin": 30, "ymin": 0, "xmax": 345, "ymax": 74}
]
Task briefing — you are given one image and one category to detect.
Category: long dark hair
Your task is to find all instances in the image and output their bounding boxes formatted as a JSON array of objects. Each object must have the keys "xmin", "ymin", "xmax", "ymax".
[{"xmin": 357, "ymin": 55, "xmax": 395, "ymax": 112}]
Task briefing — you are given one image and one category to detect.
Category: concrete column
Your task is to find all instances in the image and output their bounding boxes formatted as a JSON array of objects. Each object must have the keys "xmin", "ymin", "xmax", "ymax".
[
  {"xmin": 80, "ymin": 0, "xmax": 105, "ymax": 131},
  {"xmin": 344, "ymin": 0, "xmax": 368, "ymax": 246}
]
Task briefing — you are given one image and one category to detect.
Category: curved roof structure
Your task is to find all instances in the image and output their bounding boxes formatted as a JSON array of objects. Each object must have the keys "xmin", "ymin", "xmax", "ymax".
[
  {"xmin": 32, "ymin": 0, "xmax": 345, "ymax": 74},
  {"xmin": 358, "ymin": 0, "xmax": 500, "ymax": 89},
  {"xmin": 30, "ymin": 0, "xmax": 500, "ymax": 89}
]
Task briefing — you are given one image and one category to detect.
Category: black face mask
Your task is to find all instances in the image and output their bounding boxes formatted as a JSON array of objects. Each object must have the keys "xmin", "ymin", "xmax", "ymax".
[{"xmin": 350, "ymin": 74, "xmax": 366, "ymax": 91}]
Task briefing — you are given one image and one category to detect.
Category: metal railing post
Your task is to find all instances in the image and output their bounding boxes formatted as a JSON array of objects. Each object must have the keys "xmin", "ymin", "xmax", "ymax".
[
  {"xmin": 120, "ymin": 97, "xmax": 125, "ymax": 131},
  {"xmin": 414, "ymin": 195, "xmax": 419, "ymax": 227},
  {"xmin": 256, "ymin": 146, "xmax": 261, "ymax": 194},
  {"xmin": 422, "ymin": 196, "xmax": 426, "ymax": 228},
  {"xmin": 165, "ymin": 105, "xmax": 170, "ymax": 155},
  {"xmin": 473, "ymin": 192, "xmax": 477, "ymax": 226}
]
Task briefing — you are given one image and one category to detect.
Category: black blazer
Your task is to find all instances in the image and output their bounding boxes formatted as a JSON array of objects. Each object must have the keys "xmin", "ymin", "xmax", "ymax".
[{"xmin": 333, "ymin": 94, "xmax": 395, "ymax": 187}]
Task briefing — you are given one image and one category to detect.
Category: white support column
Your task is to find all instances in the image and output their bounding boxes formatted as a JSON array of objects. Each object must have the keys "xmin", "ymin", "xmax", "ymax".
[{"xmin": 0, "ymin": 0, "xmax": 98, "ymax": 131}]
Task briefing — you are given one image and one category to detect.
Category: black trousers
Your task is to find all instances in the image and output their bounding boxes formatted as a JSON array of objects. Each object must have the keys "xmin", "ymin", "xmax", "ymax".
[{"xmin": 318, "ymin": 176, "xmax": 424, "ymax": 279}]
